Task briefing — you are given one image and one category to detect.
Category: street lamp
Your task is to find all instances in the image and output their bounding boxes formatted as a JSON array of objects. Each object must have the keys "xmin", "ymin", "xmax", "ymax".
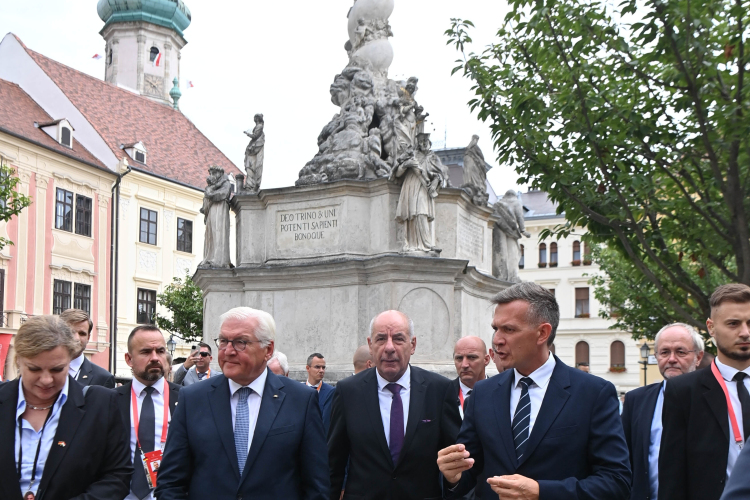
[
  {"xmin": 639, "ymin": 342, "xmax": 650, "ymax": 386},
  {"xmin": 167, "ymin": 335, "xmax": 177, "ymax": 356}
]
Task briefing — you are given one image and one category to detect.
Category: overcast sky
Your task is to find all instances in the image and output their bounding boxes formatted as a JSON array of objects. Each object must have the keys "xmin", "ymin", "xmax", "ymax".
[{"xmin": 1, "ymin": 1, "xmax": 524, "ymax": 193}]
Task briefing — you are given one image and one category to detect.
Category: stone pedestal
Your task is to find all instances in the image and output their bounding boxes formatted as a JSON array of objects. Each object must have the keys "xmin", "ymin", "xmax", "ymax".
[{"xmin": 195, "ymin": 178, "xmax": 510, "ymax": 380}]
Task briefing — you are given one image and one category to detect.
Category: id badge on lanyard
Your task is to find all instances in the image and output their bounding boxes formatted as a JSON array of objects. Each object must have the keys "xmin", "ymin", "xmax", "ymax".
[
  {"xmin": 131, "ymin": 380, "xmax": 170, "ymax": 488},
  {"xmin": 712, "ymin": 361, "xmax": 744, "ymax": 450}
]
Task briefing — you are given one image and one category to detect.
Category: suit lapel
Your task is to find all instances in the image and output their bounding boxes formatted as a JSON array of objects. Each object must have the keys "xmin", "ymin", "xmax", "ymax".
[
  {"xmin": 518, "ymin": 362, "xmax": 571, "ymax": 468},
  {"xmin": 77, "ymin": 358, "xmax": 93, "ymax": 386},
  {"xmin": 701, "ymin": 369, "xmax": 730, "ymax": 441},
  {"xmin": 640, "ymin": 384, "xmax": 661, "ymax": 474},
  {"xmin": 0, "ymin": 381, "xmax": 23, "ymax": 500},
  {"xmin": 492, "ymin": 372, "xmax": 516, "ymax": 467},
  {"xmin": 398, "ymin": 367, "xmax": 426, "ymax": 468},
  {"xmin": 208, "ymin": 376, "xmax": 241, "ymax": 481},
  {"xmin": 240, "ymin": 371, "xmax": 285, "ymax": 485},
  {"xmin": 363, "ymin": 368, "xmax": 392, "ymax": 466},
  {"xmin": 37, "ymin": 377, "xmax": 86, "ymax": 495}
]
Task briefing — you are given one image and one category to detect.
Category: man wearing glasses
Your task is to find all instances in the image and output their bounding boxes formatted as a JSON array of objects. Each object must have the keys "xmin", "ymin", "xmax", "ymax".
[
  {"xmin": 173, "ymin": 342, "xmax": 213, "ymax": 386},
  {"xmin": 621, "ymin": 323, "xmax": 704, "ymax": 500},
  {"xmin": 155, "ymin": 307, "xmax": 329, "ymax": 500}
]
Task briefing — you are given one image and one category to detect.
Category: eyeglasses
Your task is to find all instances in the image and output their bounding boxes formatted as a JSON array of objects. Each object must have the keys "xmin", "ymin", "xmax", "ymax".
[
  {"xmin": 214, "ymin": 338, "xmax": 263, "ymax": 352},
  {"xmin": 657, "ymin": 349, "xmax": 696, "ymax": 359},
  {"xmin": 198, "ymin": 352, "xmax": 210, "ymax": 357}
]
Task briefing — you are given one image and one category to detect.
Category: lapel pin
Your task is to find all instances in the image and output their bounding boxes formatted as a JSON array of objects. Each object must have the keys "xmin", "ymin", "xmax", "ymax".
[
  {"xmin": 82, "ymin": 375, "xmax": 88, "ymax": 379},
  {"xmin": 273, "ymin": 394, "xmax": 278, "ymax": 398},
  {"xmin": 57, "ymin": 441, "xmax": 66, "ymax": 447},
  {"xmin": 175, "ymin": 402, "xmax": 178, "ymax": 405}
]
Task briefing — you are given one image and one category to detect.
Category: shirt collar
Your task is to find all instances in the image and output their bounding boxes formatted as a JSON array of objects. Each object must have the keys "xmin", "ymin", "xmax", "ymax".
[
  {"xmin": 714, "ymin": 357, "xmax": 750, "ymax": 381},
  {"xmin": 376, "ymin": 364, "xmax": 411, "ymax": 391},
  {"xmin": 17, "ymin": 376, "xmax": 69, "ymax": 417},
  {"xmin": 306, "ymin": 380, "xmax": 321, "ymax": 388},
  {"xmin": 69, "ymin": 353, "xmax": 85, "ymax": 372},
  {"xmin": 513, "ymin": 351, "xmax": 556, "ymax": 389},
  {"xmin": 228, "ymin": 367, "xmax": 268, "ymax": 399},
  {"xmin": 132, "ymin": 376, "xmax": 165, "ymax": 396},
  {"xmin": 459, "ymin": 379, "xmax": 473, "ymax": 396}
]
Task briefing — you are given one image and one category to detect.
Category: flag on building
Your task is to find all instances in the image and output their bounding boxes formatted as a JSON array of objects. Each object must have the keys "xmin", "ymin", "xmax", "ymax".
[
  {"xmin": 92, "ymin": 54, "xmax": 103, "ymax": 60},
  {"xmin": 188, "ymin": 81, "xmax": 194, "ymax": 88},
  {"xmin": 152, "ymin": 52, "xmax": 162, "ymax": 67}
]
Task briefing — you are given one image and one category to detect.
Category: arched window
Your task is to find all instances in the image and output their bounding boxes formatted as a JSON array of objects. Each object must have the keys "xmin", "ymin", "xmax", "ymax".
[
  {"xmin": 150, "ymin": 46, "xmax": 160, "ymax": 62},
  {"xmin": 583, "ymin": 241, "xmax": 591, "ymax": 265},
  {"xmin": 538, "ymin": 243, "xmax": 547, "ymax": 266},
  {"xmin": 610, "ymin": 341, "xmax": 625, "ymax": 369},
  {"xmin": 519, "ymin": 245, "xmax": 525, "ymax": 269},
  {"xmin": 573, "ymin": 240, "xmax": 581, "ymax": 264},
  {"xmin": 550, "ymin": 242, "xmax": 558, "ymax": 266},
  {"xmin": 107, "ymin": 49, "xmax": 113, "ymax": 65},
  {"xmin": 575, "ymin": 341, "xmax": 589, "ymax": 367}
]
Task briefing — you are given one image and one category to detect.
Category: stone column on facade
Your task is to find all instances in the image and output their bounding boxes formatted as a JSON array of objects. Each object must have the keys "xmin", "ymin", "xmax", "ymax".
[
  {"xmin": 163, "ymin": 41, "xmax": 172, "ymax": 101},
  {"xmin": 136, "ymin": 34, "xmax": 146, "ymax": 94},
  {"xmin": 97, "ymin": 195, "xmax": 110, "ymax": 342},
  {"xmin": 110, "ymin": 38, "xmax": 119, "ymax": 84},
  {"xmin": 14, "ymin": 167, "xmax": 31, "ymax": 315},
  {"xmin": 33, "ymin": 173, "xmax": 51, "ymax": 315},
  {"xmin": 177, "ymin": 50, "xmax": 181, "ymax": 83}
]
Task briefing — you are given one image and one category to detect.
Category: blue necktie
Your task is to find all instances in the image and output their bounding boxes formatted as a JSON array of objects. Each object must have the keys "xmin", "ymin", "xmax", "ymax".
[
  {"xmin": 512, "ymin": 377, "xmax": 533, "ymax": 462},
  {"xmin": 235, "ymin": 387, "xmax": 251, "ymax": 475},
  {"xmin": 386, "ymin": 383, "xmax": 404, "ymax": 466}
]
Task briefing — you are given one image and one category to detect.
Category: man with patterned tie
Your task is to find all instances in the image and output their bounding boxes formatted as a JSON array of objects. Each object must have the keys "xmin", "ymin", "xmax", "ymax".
[
  {"xmin": 116, "ymin": 325, "xmax": 180, "ymax": 500},
  {"xmin": 155, "ymin": 307, "xmax": 329, "ymax": 500},
  {"xmin": 438, "ymin": 282, "xmax": 631, "ymax": 499},
  {"xmin": 328, "ymin": 310, "xmax": 461, "ymax": 500}
]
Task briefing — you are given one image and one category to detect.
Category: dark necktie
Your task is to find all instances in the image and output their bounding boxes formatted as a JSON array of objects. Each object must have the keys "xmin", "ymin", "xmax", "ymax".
[
  {"xmin": 733, "ymin": 372, "xmax": 750, "ymax": 441},
  {"xmin": 386, "ymin": 383, "xmax": 404, "ymax": 466},
  {"xmin": 512, "ymin": 377, "xmax": 533, "ymax": 462},
  {"xmin": 132, "ymin": 386, "xmax": 156, "ymax": 499},
  {"xmin": 197, "ymin": 371, "xmax": 207, "ymax": 380}
]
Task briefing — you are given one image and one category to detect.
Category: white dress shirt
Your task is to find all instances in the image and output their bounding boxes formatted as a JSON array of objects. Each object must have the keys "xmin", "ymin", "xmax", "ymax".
[
  {"xmin": 714, "ymin": 358, "xmax": 750, "ymax": 479},
  {"xmin": 510, "ymin": 352, "xmax": 556, "ymax": 434},
  {"xmin": 125, "ymin": 377, "xmax": 170, "ymax": 500},
  {"xmin": 15, "ymin": 377, "xmax": 69, "ymax": 496},
  {"xmin": 458, "ymin": 379, "xmax": 473, "ymax": 420},
  {"xmin": 68, "ymin": 353, "xmax": 85, "ymax": 380},
  {"xmin": 648, "ymin": 381, "xmax": 665, "ymax": 500},
  {"xmin": 228, "ymin": 369, "xmax": 267, "ymax": 456},
  {"xmin": 375, "ymin": 365, "xmax": 411, "ymax": 447}
]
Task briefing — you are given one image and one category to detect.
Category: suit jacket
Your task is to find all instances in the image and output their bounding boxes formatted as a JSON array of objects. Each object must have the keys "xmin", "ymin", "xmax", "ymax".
[
  {"xmin": 154, "ymin": 370, "xmax": 329, "ymax": 500},
  {"xmin": 318, "ymin": 382, "xmax": 335, "ymax": 434},
  {"xmin": 77, "ymin": 357, "xmax": 116, "ymax": 388},
  {"xmin": 659, "ymin": 367, "xmax": 729, "ymax": 500},
  {"xmin": 172, "ymin": 364, "xmax": 211, "ymax": 386},
  {"xmin": 115, "ymin": 379, "xmax": 180, "ymax": 453},
  {"xmin": 621, "ymin": 382, "xmax": 662, "ymax": 500},
  {"xmin": 328, "ymin": 366, "xmax": 462, "ymax": 500},
  {"xmin": 446, "ymin": 356, "xmax": 631, "ymax": 500},
  {"xmin": 720, "ymin": 439, "xmax": 750, "ymax": 500},
  {"xmin": 449, "ymin": 377, "xmax": 476, "ymax": 500},
  {"xmin": 0, "ymin": 376, "xmax": 132, "ymax": 500}
]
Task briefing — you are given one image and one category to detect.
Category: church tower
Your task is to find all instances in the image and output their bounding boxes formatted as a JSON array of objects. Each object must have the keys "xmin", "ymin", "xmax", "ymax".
[{"xmin": 97, "ymin": 0, "xmax": 191, "ymax": 105}]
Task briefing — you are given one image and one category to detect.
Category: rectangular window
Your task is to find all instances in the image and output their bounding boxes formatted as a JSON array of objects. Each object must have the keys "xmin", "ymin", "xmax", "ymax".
[
  {"xmin": 55, "ymin": 188, "xmax": 74, "ymax": 231},
  {"xmin": 575, "ymin": 287, "xmax": 590, "ymax": 317},
  {"xmin": 139, "ymin": 208, "xmax": 158, "ymax": 245},
  {"xmin": 74, "ymin": 283, "xmax": 91, "ymax": 316},
  {"xmin": 176, "ymin": 218, "xmax": 193, "ymax": 253},
  {"xmin": 137, "ymin": 288, "xmax": 157, "ymax": 324},
  {"xmin": 53, "ymin": 279, "xmax": 72, "ymax": 314},
  {"xmin": 75, "ymin": 194, "xmax": 92, "ymax": 237}
]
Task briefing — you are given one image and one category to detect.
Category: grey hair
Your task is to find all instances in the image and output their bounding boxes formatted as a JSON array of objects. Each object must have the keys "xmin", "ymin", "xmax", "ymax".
[
  {"xmin": 654, "ymin": 322, "xmax": 705, "ymax": 353},
  {"xmin": 269, "ymin": 351, "xmax": 289, "ymax": 375},
  {"xmin": 369, "ymin": 310, "xmax": 414, "ymax": 338},
  {"xmin": 490, "ymin": 282, "xmax": 560, "ymax": 346},
  {"xmin": 218, "ymin": 307, "xmax": 276, "ymax": 347}
]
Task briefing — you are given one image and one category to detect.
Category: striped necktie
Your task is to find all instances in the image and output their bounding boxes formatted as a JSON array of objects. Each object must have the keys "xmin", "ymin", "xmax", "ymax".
[{"xmin": 512, "ymin": 377, "xmax": 533, "ymax": 462}]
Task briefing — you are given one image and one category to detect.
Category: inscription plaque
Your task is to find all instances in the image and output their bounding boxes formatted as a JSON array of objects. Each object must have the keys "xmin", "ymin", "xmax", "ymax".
[
  {"xmin": 277, "ymin": 205, "xmax": 340, "ymax": 251},
  {"xmin": 457, "ymin": 215, "xmax": 484, "ymax": 263}
]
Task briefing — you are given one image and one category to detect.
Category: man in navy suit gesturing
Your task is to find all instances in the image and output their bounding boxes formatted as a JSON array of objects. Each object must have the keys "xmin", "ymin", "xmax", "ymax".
[
  {"xmin": 438, "ymin": 282, "xmax": 631, "ymax": 500},
  {"xmin": 155, "ymin": 307, "xmax": 329, "ymax": 500}
]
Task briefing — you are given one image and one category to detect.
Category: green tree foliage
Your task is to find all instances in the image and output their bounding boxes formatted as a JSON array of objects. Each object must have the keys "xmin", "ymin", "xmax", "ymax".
[
  {"xmin": 446, "ymin": 0, "xmax": 750, "ymax": 339},
  {"xmin": 0, "ymin": 160, "xmax": 32, "ymax": 249},
  {"xmin": 154, "ymin": 272, "xmax": 203, "ymax": 344}
]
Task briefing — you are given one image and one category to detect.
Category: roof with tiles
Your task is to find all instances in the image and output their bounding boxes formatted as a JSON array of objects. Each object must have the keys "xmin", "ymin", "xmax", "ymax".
[
  {"xmin": 0, "ymin": 78, "xmax": 109, "ymax": 171},
  {"xmin": 14, "ymin": 35, "xmax": 240, "ymax": 191},
  {"xmin": 521, "ymin": 190, "xmax": 564, "ymax": 220}
]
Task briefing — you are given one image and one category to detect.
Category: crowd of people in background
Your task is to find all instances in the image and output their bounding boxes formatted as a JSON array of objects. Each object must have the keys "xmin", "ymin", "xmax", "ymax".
[{"xmin": 1, "ymin": 281, "xmax": 750, "ymax": 499}]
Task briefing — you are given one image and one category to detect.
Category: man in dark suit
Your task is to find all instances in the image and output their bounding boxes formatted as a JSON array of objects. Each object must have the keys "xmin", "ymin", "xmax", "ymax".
[
  {"xmin": 61, "ymin": 308, "xmax": 115, "ymax": 388},
  {"xmin": 116, "ymin": 325, "xmax": 181, "ymax": 500},
  {"xmin": 721, "ymin": 441, "xmax": 750, "ymax": 499},
  {"xmin": 621, "ymin": 323, "xmax": 704, "ymax": 500},
  {"xmin": 659, "ymin": 284, "xmax": 750, "ymax": 500},
  {"xmin": 305, "ymin": 352, "xmax": 335, "ymax": 433},
  {"xmin": 155, "ymin": 307, "xmax": 329, "ymax": 500},
  {"xmin": 438, "ymin": 282, "xmax": 631, "ymax": 500},
  {"xmin": 328, "ymin": 310, "xmax": 462, "ymax": 500}
]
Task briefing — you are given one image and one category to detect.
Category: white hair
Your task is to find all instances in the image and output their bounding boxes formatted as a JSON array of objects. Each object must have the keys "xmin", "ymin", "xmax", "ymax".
[
  {"xmin": 218, "ymin": 307, "xmax": 276, "ymax": 347},
  {"xmin": 269, "ymin": 351, "xmax": 289, "ymax": 375},
  {"xmin": 654, "ymin": 322, "xmax": 705, "ymax": 353},
  {"xmin": 368, "ymin": 310, "xmax": 414, "ymax": 338}
]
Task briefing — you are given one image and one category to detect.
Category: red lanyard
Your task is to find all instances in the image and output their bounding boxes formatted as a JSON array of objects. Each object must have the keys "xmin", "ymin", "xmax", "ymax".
[
  {"xmin": 131, "ymin": 379, "xmax": 170, "ymax": 450},
  {"xmin": 459, "ymin": 389, "xmax": 465, "ymax": 410},
  {"xmin": 711, "ymin": 361, "xmax": 744, "ymax": 449}
]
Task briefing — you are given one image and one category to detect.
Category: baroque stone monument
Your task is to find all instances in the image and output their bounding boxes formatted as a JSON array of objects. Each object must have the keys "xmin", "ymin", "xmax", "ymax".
[
  {"xmin": 243, "ymin": 113, "xmax": 265, "ymax": 193},
  {"xmin": 196, "ymin": 0, "xmax": 510, "ymax": 380},
  {"xmin": 198, "ymin": 166, "xmax": 232, "ymax": 269},
  {"xmin": 461, "ymin": 135, "xmax": 489, "ymax": 207},
  {"xmin": 492, "ymin": 190, "xmax": 530, "ymax": 282}
]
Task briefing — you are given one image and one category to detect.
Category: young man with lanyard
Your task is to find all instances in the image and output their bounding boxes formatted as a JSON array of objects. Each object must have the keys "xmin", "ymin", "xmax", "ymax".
[
  {"xmin": 116, "ymin": 325, "xmax": 180, "ymax": 500},
  {"xmin": 659, "ymin": 284, "xmax": 750, "ymax": 500}
]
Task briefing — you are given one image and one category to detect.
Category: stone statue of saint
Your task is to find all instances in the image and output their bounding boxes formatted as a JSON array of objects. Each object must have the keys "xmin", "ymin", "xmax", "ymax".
[
  {"xmin": 198, "ymin": 166, "xmax": 232, "ymax": 269},
  {"xmin": 243, "ymin": 114, "xmax": 265, "ymax": 193},
  {"xmin": 394, "ymin": 133, "xmax": 447, "ymax": 254},
  {"xmin": 492, "ymin": 190, "xmax": 530, "ymax": 281},
  {"xmin": 461, "ymin": 135, "xmax": 489, "ymax": 206}
]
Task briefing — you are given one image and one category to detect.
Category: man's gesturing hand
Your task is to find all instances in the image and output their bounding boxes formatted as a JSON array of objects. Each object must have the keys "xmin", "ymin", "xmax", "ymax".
[
  {"xmin": 437, "ymin": 444, "xmax": 475, "ymax": 485},
  {"xmin": 487, "ymin": 475, "xmax": 539, "ymax": 500}
]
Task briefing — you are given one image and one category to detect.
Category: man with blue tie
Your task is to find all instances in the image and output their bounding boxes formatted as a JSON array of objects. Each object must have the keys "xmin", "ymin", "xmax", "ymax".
[
  {"xmin": 438, "ymin": 282, "xmax": 631, "ymax": 499},
  {"xmin": 155, "ymin": 307, "xmax": 329, "ymax": 500}
]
